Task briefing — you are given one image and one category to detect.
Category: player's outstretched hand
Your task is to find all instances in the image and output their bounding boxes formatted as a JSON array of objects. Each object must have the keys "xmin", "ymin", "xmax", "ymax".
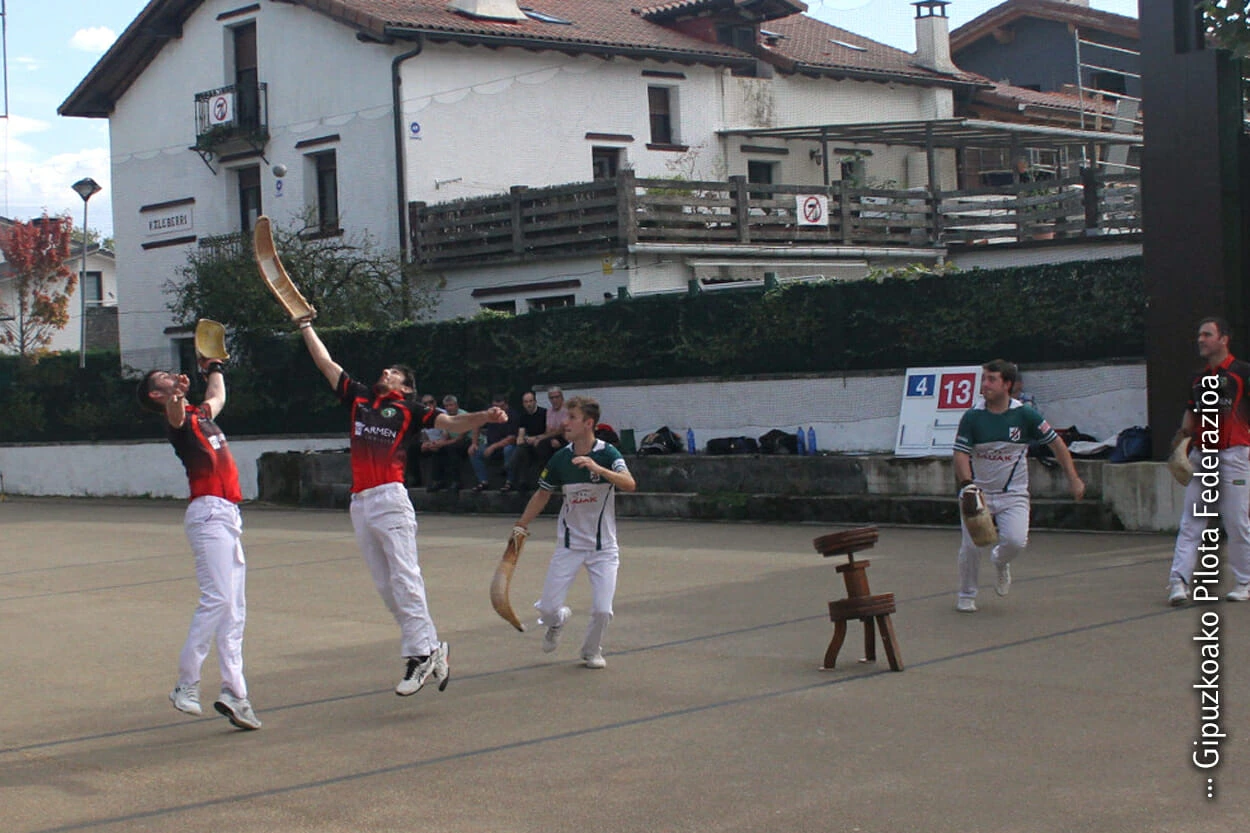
[{"xmin": 1069, "ymin": 477, "xmax": 1086, "ymax": 501}]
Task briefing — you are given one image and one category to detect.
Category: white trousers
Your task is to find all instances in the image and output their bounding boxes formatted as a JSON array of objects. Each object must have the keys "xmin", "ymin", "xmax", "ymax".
[
  {"xmin": 535, "ymin": 546, "xmax": 619, "ymax": 658},
  {"xmin": 350, "ymin": 482, "xmax": 439, "ymax": 658},
  {"xmin": 1171, "ymin": 446, "xmax": 1250, "ymax": 586},
  {"xmin": 958, "ymin": 490, "xmax": 1030, "ymax": 600},
  {"xmin": 179, "ymin": 496, "xmax": 248, "ymax": 699}
]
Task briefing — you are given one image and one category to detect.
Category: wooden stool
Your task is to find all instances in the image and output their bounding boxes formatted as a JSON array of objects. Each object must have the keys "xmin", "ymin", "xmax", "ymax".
[{"xmin": 813, "ymin": 527, "xmax": 903, "ymax": 672}]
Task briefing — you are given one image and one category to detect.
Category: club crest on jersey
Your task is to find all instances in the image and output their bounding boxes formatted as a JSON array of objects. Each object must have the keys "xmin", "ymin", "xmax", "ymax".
[
  {"xmin": 381, "ymin": 407, "xmax": 398, "ymax": 419},
  {"xmin": 1009, "ymin": 426, "xmax": 1021, "ymax": 442}
]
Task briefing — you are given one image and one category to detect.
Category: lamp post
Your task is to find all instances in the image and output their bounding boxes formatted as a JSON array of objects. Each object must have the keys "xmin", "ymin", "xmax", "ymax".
[{"xmin": 71, "ymin": 177, "xmax": 102, "ymax": 369}]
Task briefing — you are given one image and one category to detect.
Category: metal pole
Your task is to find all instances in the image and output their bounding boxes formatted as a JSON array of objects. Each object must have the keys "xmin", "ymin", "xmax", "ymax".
[{"xmin": 79, "ymin": 198, "xmax": 88, "ymax": 369}]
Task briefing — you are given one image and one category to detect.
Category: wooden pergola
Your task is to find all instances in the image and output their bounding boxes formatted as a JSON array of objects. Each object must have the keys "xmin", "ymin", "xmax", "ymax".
[{"xmin": 721, "ymin": 117, "xmax": 1143, "ymax": 187}]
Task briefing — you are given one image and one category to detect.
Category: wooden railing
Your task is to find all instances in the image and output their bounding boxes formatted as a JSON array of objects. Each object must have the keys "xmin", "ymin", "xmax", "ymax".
[{"xmin": 409, "ymin": 170, "xmax": 1141, "ymax": 267}]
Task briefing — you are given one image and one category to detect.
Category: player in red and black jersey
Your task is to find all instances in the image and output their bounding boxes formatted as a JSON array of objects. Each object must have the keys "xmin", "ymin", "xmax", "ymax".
[
  {"xmin": 298, "ymin": 319, "xmax": 506, "ymax": 696},
  {"xmin": 137, "ymin": 358, "xmax": 261, "ymax": 730},
  {"xmin": 1168, "ymin": 316, "xmax": 1250, "ymax": 605}
]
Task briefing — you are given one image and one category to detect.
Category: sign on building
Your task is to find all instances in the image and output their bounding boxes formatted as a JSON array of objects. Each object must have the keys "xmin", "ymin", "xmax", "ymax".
[
  {"xmin": 895, "ymin": 365, "xmax": 983, "ymax": 457},
  {"xmin": 795, "ymin": 194, "xmax": 829, "ymax": 226}
]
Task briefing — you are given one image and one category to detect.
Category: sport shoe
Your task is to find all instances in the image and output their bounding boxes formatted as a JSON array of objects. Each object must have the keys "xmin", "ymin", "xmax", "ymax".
[
  {"xmin": 542, "ymin": 606, "xmax": 571, "ymax": 654},
  {"xmin": 583, "ymin": 652, "xmax": 607, "ymax": 669},
  {"xmin": 213, "ymin": 692, "xmax": 261, "ymax": 730},
  {"xmin": 1226, "ymin": 582, "xmax": 1250, "ymax": 602},
  {"xmin": 956, "ymin": 597, "xmax": 977, "ymax": 613},
  {"xmin": 397, "ymin": 641, "xmax": 450, "ymax": 696},
  {"xmin": 994, "ymin": 561, "xmax": 1011, "ymax": 597},
  {"xmin": 169, "ymin": 682, "xmax": 202, "ymax": 716},
  {"xmin": 1168, "ymin": 577, "xmax": 1188, "ymax": 606}
]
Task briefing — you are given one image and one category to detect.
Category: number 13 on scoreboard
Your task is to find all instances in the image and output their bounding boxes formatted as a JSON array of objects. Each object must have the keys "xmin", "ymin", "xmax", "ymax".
[{"xmin": 937, "ymin": 373, "xmax": 976, "ymax": 409}]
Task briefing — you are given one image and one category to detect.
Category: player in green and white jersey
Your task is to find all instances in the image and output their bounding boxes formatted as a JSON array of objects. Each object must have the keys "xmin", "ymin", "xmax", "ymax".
[
  {"xmin": 952, "ymin": 360, "xmax": 1085, "ymax": 613},
  {"xmin": 514, "ymin": 396, "xmax": 636, "ymax": 668}
]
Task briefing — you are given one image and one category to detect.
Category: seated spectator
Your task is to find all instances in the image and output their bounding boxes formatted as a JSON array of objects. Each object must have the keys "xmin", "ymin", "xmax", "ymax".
[
  {"xmin": 413, "ymin": 394, "xmax": 446, "ymax": 487},
  {"xmin": 512, "ymin": 390, "xmax": 548, "ymax": 489},
  {"xmin": 429, "ymin": 394, "xmax": 471, "ymax": 492},
  {"xmin": 469, "ymin": 394, "xmax": 519, "ymax": 492},
  {"xmin": 533, "ymin": 386, "xmax": 570, "ymax": 468}
]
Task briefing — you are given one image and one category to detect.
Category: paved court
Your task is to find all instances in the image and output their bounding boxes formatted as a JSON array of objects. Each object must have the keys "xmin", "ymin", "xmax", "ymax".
[{"xmin": 1, "ymin": 497, "xmax": 1245, "ymax": 833}]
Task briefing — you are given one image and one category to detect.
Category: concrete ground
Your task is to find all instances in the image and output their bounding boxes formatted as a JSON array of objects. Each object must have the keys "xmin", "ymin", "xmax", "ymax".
[{"xmin": 1, "ymin": 497, "xmax": 1245, "ymax": 833}]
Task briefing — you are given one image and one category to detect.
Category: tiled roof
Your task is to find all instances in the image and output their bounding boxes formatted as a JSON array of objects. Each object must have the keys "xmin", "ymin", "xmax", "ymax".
[
  {"xmin": 637, "ymin": 0, "xmax": 806, "ymax": 23},
  {"xmin": 977, "ymin": 81, "xmax": 1125, "ymax": 117},
  {"xmin": 951, "ymin": 0, "xmax": 1138, "ymax": 53},
  {"xmin": 62, "ymin": 0, "xmax": 981, "ymax": 117},
  {"xmin": 760, "ymin": 13, "xmax": 984, "ymax": 86}
]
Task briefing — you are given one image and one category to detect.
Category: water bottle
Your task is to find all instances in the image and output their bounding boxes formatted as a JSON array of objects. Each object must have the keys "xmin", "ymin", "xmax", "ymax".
[
  {"xmin": 807, "ymin": 426, "xmax": 817, "ymax": 455},
  {"xmin": 796, "ymin": 427, "xmax": 806, "ymax": 455},
  {"xmin": 686, "ymin": 427, "xmax": 696, "ymax": 454}
]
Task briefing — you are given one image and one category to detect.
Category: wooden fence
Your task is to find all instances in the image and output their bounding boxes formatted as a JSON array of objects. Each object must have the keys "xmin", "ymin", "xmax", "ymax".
[{"xmin": 410, "ymin": 170, "xmax": 1141, "ymax": 267}]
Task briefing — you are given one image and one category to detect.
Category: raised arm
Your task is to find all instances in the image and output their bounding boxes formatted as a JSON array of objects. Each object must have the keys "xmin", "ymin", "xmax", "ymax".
[
  {"xmin": 198, "ymin": 360, "xmax": 227, "ymax": 420},
  {"xmin": 298, "ymin": 320, "xmax": 344, "ymax": 389}
]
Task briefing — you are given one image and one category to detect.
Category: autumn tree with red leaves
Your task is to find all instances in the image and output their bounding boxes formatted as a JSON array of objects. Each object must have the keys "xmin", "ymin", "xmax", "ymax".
[{"xmin": 0, "ymin": 214, "xmax": 77, "ymax": 362}]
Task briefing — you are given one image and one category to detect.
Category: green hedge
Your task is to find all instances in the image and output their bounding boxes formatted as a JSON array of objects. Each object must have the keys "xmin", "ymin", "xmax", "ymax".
[{"xmin": 0, "ymin": 257, "xmax": 1143, "ymax": 442}]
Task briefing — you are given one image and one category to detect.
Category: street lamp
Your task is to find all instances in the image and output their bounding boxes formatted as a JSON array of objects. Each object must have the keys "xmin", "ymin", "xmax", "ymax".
[{"xmin": 71, "ymin": 177, "xmax": 102, "ymax": 369}]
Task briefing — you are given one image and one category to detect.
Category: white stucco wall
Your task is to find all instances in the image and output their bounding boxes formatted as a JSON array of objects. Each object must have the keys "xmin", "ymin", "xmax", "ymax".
[
  {"xmin": 0, "ymin": 363, "xmax": 1146, "ymax": 499},
  {"xmin": 2, "ymin": 249, "xmax": 116, "ymax": 356},
  {"xmin": 0, "ymin": 436, "xmax": 346, "ymax": 500},
  {"xmin": 108, "ymin": 0, "xmax": 403, "ymax": 372}
]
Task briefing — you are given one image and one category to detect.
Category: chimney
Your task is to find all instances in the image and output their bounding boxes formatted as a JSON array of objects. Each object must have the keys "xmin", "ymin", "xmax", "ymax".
[
  {"xmin": 913, "ymin": 0, "xmax": 957, "ymax": 74},
  {"xmin": 447, "ymin": 0, "xmax": 526, "ymax": 22}
]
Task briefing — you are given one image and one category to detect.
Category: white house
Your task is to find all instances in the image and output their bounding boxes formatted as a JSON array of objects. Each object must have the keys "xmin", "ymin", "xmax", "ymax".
[
  {"xmin": 61, "ymin": 0, "xmax": 1136, "ymax": 371},
  {"xmin": 0, "ymin": 216, "xmax": 118, "ymax": 357}
]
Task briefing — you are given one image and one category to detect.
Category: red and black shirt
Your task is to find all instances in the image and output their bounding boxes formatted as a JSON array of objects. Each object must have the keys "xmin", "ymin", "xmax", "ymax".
[
  {"xmin": 168, "ymin": 403, "xmax": 243, "ymax": 503},
  {"xmin": 1188, "ymin": 353, "xmax": 1250, "ymax": 450},
  {"xmin": 337, "ymin": 372, "xmax": 436, "ymax": 493}
]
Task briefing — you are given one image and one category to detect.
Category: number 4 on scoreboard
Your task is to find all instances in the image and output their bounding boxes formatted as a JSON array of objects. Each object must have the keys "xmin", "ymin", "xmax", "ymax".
[{"xmin": 906, "ymin": 374, "xmax": 935, "ymax": 398}]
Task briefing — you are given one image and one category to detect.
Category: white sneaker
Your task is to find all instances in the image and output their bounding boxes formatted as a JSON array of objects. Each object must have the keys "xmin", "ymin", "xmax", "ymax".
[
  {"xmin": 1226, "ymin": 583, "xmax": 1250, "ymax": 602},
  {"xmin": 994, "ymin": 561, "xmax": 1012, "ymax": 597},
  {"xmin": 213, "ymin": 692, "xmax": 261, "ymax": 730},
  {"xmin": 582, "ymin": 652, "xmax": 607, "ymax": 669},
  {"xmin": 956, "ymin": 597, "xmax": 977, "ymax": 613},
  {"xmin": 169, "ymin": 682, "xmax": 202, "ymax": 716},
  {"xmin": 397, "ymin": 642, "xmax": 450, "ymax": 696},
  {"xmin": 542, "ymin": 606, "xmax": 571, "ymax": 654},
  {"xmin": 1168, "ymin": 578, "xmax": 1188, "ymax": 606}
]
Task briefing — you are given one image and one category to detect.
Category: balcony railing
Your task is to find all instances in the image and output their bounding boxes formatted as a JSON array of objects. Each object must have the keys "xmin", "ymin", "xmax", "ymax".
[
  {"xmin": 194, "ymin": 82, "xmax": 269, "ymax": 153},
  {"xmin": 197, "ymin": 231, "xmax": 251, "ymax": 262},
  {"xmin": 409, "ymin": 170, "xmax": 1141, "ymax": 268}
]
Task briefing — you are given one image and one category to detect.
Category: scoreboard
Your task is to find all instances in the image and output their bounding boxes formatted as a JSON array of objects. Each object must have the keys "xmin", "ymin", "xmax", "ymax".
[{"xmin": 895, "ymin": 366, "xmax": 983, "ymax": 457}]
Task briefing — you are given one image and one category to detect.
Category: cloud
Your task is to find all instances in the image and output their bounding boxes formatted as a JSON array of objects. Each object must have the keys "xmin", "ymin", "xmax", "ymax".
[
  {"xmin": 0, "ymin": 125, "xmax": 113, "ymax": 234},
  {"xmin": 69, "ymin": 27, "xmax": 118, "ymax": 54},
  {"xmin": 13, "ymin": 56, "xmax": 40, "ymax": 72}
]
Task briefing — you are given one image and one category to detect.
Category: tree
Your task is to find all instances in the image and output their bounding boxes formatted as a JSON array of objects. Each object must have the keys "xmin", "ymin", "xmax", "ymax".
[
  {"xmin": 165, "ymin": 211, "xmax": 442, "ymax": 351},
  {"xmin": 1204, "ymin": 2, "xmax": 1250, "ymax": 57},
  {"xmin": 0, "ymin": 215, "xmax": 77, "ymax": 362}
]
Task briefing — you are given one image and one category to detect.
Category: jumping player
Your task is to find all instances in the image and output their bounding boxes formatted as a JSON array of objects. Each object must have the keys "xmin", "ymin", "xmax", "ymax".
[
  {"xmin": 1166, "ymin": 317, "xmax": 1250, "ymax": 605},
  {"xmin": 297, "ymin": 319, "xmax": 505, "ymax": 695},
  {"xmin": 953, "ymin": 360, "xmax": 1084, "ymax": 613},
  {"xmin": 513, "ymin": 396, "xmax": 636, "ymax": 668},
  {"xmin": 137, "ymin": 359, "xmax": 261, "ymax": 730}
]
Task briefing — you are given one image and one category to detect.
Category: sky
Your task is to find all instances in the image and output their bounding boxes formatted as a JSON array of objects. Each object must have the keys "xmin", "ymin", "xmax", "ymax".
[{"xmin": 1, "ymin": 0, "xmax": 1139, "ymax": 238}]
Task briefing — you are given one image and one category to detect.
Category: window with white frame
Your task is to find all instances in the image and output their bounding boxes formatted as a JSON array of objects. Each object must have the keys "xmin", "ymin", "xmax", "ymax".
[
  {"xmin": 309, "ymin": 150, "xmax": 339, "ymax": 234},
  {"xmin": 648, "ymin": 86, "xmax": 677, "ymax": 145}
]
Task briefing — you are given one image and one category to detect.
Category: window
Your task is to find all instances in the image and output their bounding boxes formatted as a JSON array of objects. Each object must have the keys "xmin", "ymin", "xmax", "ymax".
[
  {"xmin": 1090, "ymin": 71, "xmax": 1126, "ymax": 95},
  {"xmin": 82, "ymin": 271, "xmax": 103, "ymax": 306},
  {"xmin": 310, "ymin": 150, "xmax": 339, "ymax": 234},
  {"xmin": 233, "ymin": 22, "xmax": 259, "ymax": 131},
  {"xmin": 237, "ymin": 165, "xmax": 262, "ymax": 232},
  {"xmin": 480, "ymin": 300, "xmax": 517, "ymax": 315},
  {"xmin": 716, "ymin": 25, "xmax": 756, "ymax": 52},
  {"xmin": 840, "ymin": 157, "xmax": 866, "ymax": 187},
  {"xmin": 175, "ymin": 336, "xmax": 196, "ymax": 376},
  {"xmin": 648, "ymin": 86, "xmax": 674, "ymax": 145},
  {"xmin": 528, "ymin": 295, "xmax": 574, "ymax": 312},
  {"xmin": 747, "ymin": 160, "xmax": 775, "ymax": 200},
  {"xmin": 592, "ymin": 147, "xmax": 621, "ymax": 180}
]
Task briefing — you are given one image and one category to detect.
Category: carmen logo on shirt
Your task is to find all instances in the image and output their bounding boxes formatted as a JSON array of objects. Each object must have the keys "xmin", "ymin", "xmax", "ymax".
[{"xmin": 354, "ymin": 422, "xmax": 398, "ymax": 440}]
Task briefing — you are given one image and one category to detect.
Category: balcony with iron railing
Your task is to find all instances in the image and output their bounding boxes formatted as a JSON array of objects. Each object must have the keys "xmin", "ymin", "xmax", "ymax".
[
  {"xmin": 197, "ymin": 231, "xmax": 251, "ymax": 262},
  {"xmin": 408, "ymin": 170, "xmax": 1142, "ymax": 269},
  {"xmin": 193, "ymin": 82, "xmax": 269, "ymax": 157}
]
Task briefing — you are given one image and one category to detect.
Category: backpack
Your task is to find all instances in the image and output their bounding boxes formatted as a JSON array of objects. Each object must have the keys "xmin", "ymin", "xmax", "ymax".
[
  {"xmin": 638, "ymin": 426, "xmax": 683, "ymax": 455},
  {"xmin": 706, "ymin": 436, "xmax": 761, "ymax": 455},
  {"xmin": 758, "ymin": 429, "xmax": 799, "ymax": 455},
  {"xmin": 595, "ymin": 423, "xmax": 621, "ymax": 446},
  {"xmin": 1109, "ymin": 426, "xmax": 1152, "ymax": 463}
]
